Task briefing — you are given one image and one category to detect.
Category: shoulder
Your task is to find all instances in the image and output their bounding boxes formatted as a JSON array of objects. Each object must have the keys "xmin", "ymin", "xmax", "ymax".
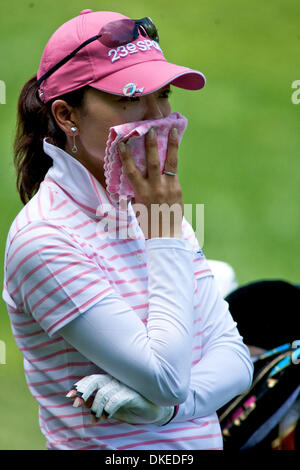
[
  {"xmin": 5, "ymin": 218, "xmax": 77, "ymax": 271},
  {"xmin": 5, "ymin": 181, "xmax": 81, "ymax": 258}
]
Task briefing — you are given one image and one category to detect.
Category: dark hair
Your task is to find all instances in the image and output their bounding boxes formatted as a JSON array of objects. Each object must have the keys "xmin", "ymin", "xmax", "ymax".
[{"xmin": 13, "ymin": 75, "xmax": 88, "ymax": 205}]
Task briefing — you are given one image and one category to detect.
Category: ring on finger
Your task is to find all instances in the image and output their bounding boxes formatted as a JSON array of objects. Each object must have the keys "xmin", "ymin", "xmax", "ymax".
[{"xmin": 163, "ymin": 171, "xmax": 176, "ymax": 176}]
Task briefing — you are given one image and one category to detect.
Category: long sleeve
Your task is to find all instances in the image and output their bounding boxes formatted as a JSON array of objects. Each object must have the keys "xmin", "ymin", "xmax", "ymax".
[
  {"xmin": 171, "ymin": 274, "xmax": 254, "ymax": 422},
  {"xmin": 60, "ymin": 237, "xmax": 195, "ymax": 406}
]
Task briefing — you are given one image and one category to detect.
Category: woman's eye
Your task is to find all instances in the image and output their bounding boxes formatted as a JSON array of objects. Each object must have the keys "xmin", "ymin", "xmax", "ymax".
[
  {"xmin": 117, "ymin": 89, "xmax": 171, "ymax": 103},
  {"xmin": 159, "ymin": 89, "xmax": 172, "ymax": 99},
  {"xmin": 118, "ymin": 96, "xmax": 140, "ymax": 103}
]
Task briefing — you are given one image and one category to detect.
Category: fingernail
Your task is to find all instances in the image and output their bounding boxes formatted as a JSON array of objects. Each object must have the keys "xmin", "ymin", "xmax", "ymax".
[
  {"xmin": 171, "ymin": 128, "xmax": 178, "ymax": 138},
  {"xmin": 66, "ymin": 391, "xmax": 74, "ymax": 398},
  {"xmin": 149, "ymin": 127, "xmax": 155, "ymax": 139},
  {"xmin": 119, "ymin": 141, "xmax": 126, "ymax": 152},
  {"xmin": 73, "ymin": 397, "xmax": 82, "ymax": 408}
]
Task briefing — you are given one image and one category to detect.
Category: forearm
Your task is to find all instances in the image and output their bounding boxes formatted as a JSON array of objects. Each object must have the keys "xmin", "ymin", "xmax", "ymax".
[
  {"xmin": 170, "ymin": 276, "xmax": 253, "ymax": 422},
  {"xmin": 61, "ymin": 237, "xmax": 195, "ymax": 406},
  {"xmin": 171, "ymin": 346, "xmax": 253, "ymax": 422}
]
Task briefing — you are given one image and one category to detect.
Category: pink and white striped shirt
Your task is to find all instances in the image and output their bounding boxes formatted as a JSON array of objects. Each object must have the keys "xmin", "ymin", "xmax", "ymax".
[{"xmin": 2, "ymin": 138, "xmax": 253, "ymax": 450}]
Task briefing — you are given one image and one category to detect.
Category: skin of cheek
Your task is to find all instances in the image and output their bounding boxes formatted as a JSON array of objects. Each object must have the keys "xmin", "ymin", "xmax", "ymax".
[
  {"xmin": 70, "ymin": 90, "xmax": 172, "ymax": 186},
  {"xmin": 76, "ymin": 108, "xmax": 115, "ymax": 159},
  {"xmin": 77, "ymin": 91, "xmax": 172, "ymax": 159},
  {"xmin": 69, "ymin": 101, "xmax": 147, "ymax": 186},
  {"xmin": 76, "ymin": 103, "xmax": 143, "ymax": 160}
]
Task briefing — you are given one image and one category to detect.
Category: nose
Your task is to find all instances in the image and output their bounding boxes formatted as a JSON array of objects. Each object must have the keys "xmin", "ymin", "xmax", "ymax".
[{"xmin": 143, "ymin": 94, "xmax": 164, "ymax": 120}]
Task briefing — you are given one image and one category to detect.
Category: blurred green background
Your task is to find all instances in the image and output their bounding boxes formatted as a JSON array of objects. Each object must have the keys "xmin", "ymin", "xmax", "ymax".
[{"xmin": 0, "ymin": 0, "xmax": 299, "ymax": 449}]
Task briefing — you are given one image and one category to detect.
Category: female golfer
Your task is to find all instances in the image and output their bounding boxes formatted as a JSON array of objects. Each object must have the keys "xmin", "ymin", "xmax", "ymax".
[{"xmin": 2, "ymin": 10, "xmax": 253, "ymax": 450}]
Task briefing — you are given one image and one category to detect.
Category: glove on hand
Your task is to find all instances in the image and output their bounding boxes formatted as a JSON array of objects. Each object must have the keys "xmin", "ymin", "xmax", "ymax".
[{"xmin": 73, "ymin": 374, "xmax": 174, "ymax": 425}]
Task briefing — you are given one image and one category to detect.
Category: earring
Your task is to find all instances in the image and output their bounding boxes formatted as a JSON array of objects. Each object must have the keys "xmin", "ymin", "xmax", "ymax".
[{"xmin": 71, "ymin": 126, "xmax": 78, "ymax": 153}]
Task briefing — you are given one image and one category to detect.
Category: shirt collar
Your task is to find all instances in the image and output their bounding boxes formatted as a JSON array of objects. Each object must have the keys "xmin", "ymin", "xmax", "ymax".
[
  {"xmin": 43, "ymin": 137, "xmax": 126, "ymax": 215},
  {"xmin": 43, "ymin": 138, "xmax": 142, "ymax": 239}
]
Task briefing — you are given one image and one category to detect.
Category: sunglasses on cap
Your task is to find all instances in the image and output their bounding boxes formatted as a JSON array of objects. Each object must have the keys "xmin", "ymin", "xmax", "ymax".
[{"xmin": 37, "ymin": 17, "xmax": 159, "ymax": 87}]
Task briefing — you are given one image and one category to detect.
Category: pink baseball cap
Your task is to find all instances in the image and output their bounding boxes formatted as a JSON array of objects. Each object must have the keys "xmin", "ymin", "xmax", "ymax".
[{"xmin": 37, "ymin": 10, "xmax": 206, "ymax": 103}]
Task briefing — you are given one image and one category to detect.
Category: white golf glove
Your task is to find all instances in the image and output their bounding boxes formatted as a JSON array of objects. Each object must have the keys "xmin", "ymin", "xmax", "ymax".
[{"xmin": 73, "ymin": 374, "xmax": 175, "ymax": 426}]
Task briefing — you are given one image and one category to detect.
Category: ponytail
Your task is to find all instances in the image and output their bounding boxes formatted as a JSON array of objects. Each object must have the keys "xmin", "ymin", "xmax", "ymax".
[{"xmin": 13, "ymin": 75, "xmax": 87, "ymax": 205}]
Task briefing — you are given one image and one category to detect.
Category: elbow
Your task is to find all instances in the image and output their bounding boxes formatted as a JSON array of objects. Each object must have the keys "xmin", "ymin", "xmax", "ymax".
[
  {"xmin": 219, "ymin": 338, "xmax": 254, "ymax": 395},
  {"xmin": 238, "ymin": 343, "xmax": 254, "ymax": 392},
  {"xmin": 230, "ymin": 348, "xmax": 254, "ymax": 396},
  {"xmin": 240, "ymin": 355, "xmax": 254, "ymax": 393}
]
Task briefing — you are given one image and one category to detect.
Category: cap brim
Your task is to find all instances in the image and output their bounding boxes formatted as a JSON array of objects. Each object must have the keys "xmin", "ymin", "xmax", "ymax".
[{"xmin": 89, "ymin": 59, "xmax": 206, "ymax": 96}]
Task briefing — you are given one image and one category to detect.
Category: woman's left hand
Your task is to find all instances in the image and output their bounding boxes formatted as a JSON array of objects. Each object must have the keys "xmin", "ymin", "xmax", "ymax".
[{"xmin": 66, "ymin": 374, "xmax": 174, "ymax": 425}]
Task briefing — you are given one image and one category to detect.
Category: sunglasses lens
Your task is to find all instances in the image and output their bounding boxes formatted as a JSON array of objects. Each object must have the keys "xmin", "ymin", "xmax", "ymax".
[
  {"xmin": 98, "ymin": 17, "xmax": 159, "ymax": 48},
  {"xmin": 99, "ymin": 19, "xmax": 136, "ymax": 47}
]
